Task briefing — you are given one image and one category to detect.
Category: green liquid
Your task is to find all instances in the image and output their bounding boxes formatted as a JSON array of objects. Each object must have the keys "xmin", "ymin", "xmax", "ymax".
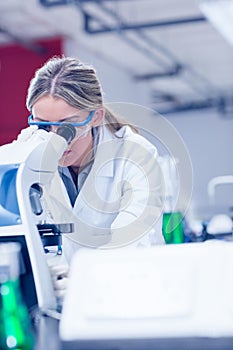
[
  {"xmin": 0, "ymin": 279, "xmax": 34, "ymax": 350},
  {"xmin": 162, "ymin": 212, "xmax": 185, "ymax": 244}
]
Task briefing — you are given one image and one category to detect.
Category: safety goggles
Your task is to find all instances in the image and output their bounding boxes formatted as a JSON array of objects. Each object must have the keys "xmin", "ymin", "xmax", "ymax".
[{"xmin": 28, "ymin": 110, "xmax": 95, "ymax": 131}]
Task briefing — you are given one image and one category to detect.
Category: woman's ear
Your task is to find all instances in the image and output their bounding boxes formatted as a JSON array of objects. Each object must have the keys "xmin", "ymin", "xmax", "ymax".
[{"xmin": 91, "ymin": 108, "xmax": 105, "ymax": 127}]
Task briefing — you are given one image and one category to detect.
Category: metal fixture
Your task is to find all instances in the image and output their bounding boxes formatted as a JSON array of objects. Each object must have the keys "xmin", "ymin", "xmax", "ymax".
[{"xmin": 208, "ymin": 175, "xmax": 233, "ymax": 204}]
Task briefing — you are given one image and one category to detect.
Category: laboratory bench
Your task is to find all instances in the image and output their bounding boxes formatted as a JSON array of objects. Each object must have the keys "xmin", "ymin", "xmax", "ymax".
[{"xmin": 34, "ymin": 314, "xmax": 233, "ymax": 350}]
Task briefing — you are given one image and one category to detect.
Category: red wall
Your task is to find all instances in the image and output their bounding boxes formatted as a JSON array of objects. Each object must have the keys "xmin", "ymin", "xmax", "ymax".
[{"xmin": 0, "ymin": 37, "xmax": 63, "ymax": 145}]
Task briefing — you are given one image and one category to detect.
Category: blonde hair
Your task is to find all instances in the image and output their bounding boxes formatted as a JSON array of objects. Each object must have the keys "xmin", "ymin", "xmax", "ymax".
[{"xmin": 26, "ymin": 56, "xmax": 137, "ymax": 134}]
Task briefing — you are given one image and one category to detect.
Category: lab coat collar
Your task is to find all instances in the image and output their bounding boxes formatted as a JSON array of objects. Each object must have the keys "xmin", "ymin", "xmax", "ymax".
[
  {"xmin": 94, "ymin": 124, "xmax": 132, "ymax": 178},
  {"xmin": 98, "ymin": 123, "xmax": 133, "ymax": 142}
]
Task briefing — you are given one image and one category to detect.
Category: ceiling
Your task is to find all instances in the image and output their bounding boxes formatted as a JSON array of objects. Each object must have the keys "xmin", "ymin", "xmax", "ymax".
[{"xmin": 1, "ymin": 0, "xmax": 233, "ymax": 116}]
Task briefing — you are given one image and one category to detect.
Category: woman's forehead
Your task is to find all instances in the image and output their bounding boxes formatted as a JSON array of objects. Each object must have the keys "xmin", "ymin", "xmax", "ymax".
[{"xmin": 32, "ymin": 95, "xmax": 85, "ymax": 120}]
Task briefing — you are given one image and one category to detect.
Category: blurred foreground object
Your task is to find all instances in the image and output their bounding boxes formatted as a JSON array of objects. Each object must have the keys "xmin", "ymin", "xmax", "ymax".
[
  {"xmin": 0, "ymin": 243, "xmax": 34, "ymax": 350},
  {"xmin": 0, "ymin": 125, "xmax": 75, "ymax": 314},
  {"xmin": 60, "ymin": 241, "xmax": 233, "ymax": 346}
]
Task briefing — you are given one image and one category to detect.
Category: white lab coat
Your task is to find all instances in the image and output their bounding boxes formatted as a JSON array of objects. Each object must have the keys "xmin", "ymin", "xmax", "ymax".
[{"xmin": 43, "ymin": 124, "xmax": 165, "ymax": 263}]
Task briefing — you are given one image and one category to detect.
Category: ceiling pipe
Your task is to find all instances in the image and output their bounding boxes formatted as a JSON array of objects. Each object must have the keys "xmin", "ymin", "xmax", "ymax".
[
  {"xmin": 39, "ymin": 0, "xmax": 129, "ymax": 6},
  {"xmin": 84, "ymin": 2, "xmax": 218, "ymax": 101},
  {"xmin": 39, "ymin": 0, "xmax": 70, "ymax": 6},
  {"xmin": 38, "ymin": 0, "xmax": 225, "ymax": 115},
  {"xmin": 83, "ymin": 2, "xmax": 184, "ymax": 72},
  {"xmin": 84, "ymin": 14, "xmax": 206, "ymax": 34},
  {"xmin": 154, "ymin": 97, "xmax": 226, "ymax": 115},
  {"xmin": 134, "ymin": 65, "xmax": 183, "ymax": 80}
]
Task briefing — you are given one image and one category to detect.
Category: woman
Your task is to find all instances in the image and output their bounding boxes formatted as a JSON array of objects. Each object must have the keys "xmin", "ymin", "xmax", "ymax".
[{"xmin": 25, "ymin": 56, "xmax": 165, "ymax": 260}]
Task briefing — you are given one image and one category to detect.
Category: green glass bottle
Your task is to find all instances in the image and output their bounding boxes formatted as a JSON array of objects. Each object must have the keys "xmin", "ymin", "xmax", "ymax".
[
  {"xmin": 0, "ymin": 243, "xmax": 35, "ymax": 350},
  {"xmin": 162, "ymin": 211, "xmax": 185, "ymax": 244}
]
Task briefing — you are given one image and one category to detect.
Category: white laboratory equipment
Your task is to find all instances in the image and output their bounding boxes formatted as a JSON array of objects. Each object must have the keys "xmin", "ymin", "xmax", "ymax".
[
  {"xmin": 0, "ymin": 124, "xmax": 75, "ymax": 312},
  {"xmin": 60, "ymin": 241, "xmax": 233, "ymax": 347}
]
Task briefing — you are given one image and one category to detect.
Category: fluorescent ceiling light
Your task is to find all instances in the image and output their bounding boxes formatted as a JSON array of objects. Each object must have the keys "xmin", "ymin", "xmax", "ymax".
[{"xmin": 200, "ymin": 0, "xmax": 233, "ymax": 46}]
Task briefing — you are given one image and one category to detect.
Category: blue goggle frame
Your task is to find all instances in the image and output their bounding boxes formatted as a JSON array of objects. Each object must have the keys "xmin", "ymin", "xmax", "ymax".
[{"xmin": 28, "ymin": 110, "xmax": 95, "ymax": 128}]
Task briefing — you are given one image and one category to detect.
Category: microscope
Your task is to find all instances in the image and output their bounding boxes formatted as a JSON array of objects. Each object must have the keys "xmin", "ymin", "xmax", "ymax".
[{"xmin": 0, "ymin": 124, "xmax": 75, "ymax": 312}]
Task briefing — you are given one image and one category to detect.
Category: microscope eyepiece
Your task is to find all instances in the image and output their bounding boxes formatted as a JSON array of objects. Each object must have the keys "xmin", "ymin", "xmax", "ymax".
[{"xmin": 56, "ymin": 123, "xmax": 76, "ymax": 144}]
